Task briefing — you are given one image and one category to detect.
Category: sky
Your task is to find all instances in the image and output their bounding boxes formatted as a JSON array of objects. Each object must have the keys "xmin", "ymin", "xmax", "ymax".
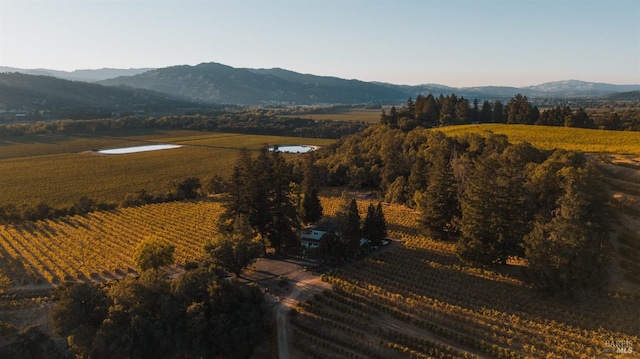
[{"xmin": 0, "ymin": 0, "xmax": 638, "ymax": 87}]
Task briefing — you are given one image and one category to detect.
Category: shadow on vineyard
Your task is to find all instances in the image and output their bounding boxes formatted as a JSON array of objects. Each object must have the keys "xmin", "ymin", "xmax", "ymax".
[{"xmin": 288, "ymin": 197, "xmax": 640, "ymax": 358}]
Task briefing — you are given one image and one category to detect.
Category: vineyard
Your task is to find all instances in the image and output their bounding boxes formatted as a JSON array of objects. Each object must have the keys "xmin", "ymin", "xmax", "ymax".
[
  {"xmin": 438, "ymin": 124, "xmax": 640, "ymax": 155},
  {"xmin": 0, "ymin": 172, "xmax": 638, "ymax": 356},
  {"xmin": 0, "ymin": 200, "xmax": 224, "ymax": 286},
  {"xmin": 290, "ymin": 197, "xmax": 640, "ymax": 358}
]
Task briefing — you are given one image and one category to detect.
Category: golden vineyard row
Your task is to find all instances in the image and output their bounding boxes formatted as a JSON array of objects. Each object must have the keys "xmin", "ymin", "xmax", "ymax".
[{"xmin": 0, "ymin": 200, "xmax": 224, "ymax": 285}]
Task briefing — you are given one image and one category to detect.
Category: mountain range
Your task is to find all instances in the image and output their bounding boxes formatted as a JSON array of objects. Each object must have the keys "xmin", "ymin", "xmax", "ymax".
[
  {"xmin": 2, "ymin": 62, "xmax": 639, "ymax": 107},
  {"xmin": 0, "ymin": 72, "xmax": 201, "ymax": 120},
  {"xmin": 0, "ymin": 66, "xmax": 152, "ymax": 82}
]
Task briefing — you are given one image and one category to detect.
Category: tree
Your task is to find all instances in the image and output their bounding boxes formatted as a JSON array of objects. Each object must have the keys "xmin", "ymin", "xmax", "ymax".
[
  {"xmin": 204, "ymin": 174, "xmax": 227, "ymax": 195},
  {"xmin": 134, "ymin": 236, "xmax": 175, "ymax": 273},
  {"xmin": 265, "ymin": 149, "xmax": 300, "ymax": 252},
  {"xmin": 345, "ymin": 198, "xmax": 362, "ymax": 255},
  {"xmin": 471, "ymin": 99, "xmax": 480, "ymax": 123},
  {"xmin": 222, "ymin": 148, "xmax": 299, "ymax": 253},
  {"xmin": 415, "ymin": 93, "xmax": 439, "ymax": 126},
  {"xmin": 602, "ymin": 111, "xmax": 622, "ymax": 130},
  {"xmin": 524, "ymin": 166, "xmax": 610, "ymax": 296},
  {"xmin": 222, "ymin": 148, "xmax": 254, "ymax": 224},
  {"xmin": 457, "ymin": 144, "xmax": 534, "ymax": 264},
  {"xmin": 439, "ymin": 94, "xmax": 458, "ymax": 126},
  {"xmin": 363, "ymin": 202, "xmax": 387, "ymax": 247},
  {"xmin": 479, "ymin": 100, "xmax": 492, "ymax": 123},
  {"xmin": 492, "ymin": 99, "xmax": 505, "ymax": 123},
  {"xmin": 454, "ymin": 97, "xmax": 471, "ymax": 124},
  {"xmin": 300, "ymin": 152, "xmax": 323, "ymax": 225},
  {"xmin": 93, "ymin": 271, "xmax": 180, "ymax": 359},
  {"xmin": 564, "ymin": 107, "xmax": 593, "ymax": 128},
  {"xmin": 204, "ymin": 215, "xmax": 261, "ymax": 277},
  {"xmin": 301, "ymin": 186, "xmax": 323, "ymax": 225},
  {"xmin": 51, "ymin": 283, "xmax": 109, "ymax": 357},
  {"xmin": 175, "ymin": 177, "xmax": 202, "ymax": 199},
  {"xmin": 416, "ymin": 145, "xmax": 459, "ymax": 241},
  {"xmin": 506, "ymin": 94, "xmax": 538, "ymax": 124}
]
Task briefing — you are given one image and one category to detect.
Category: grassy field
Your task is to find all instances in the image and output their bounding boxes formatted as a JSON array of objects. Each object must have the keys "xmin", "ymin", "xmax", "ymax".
[
  {"xmin": 279, "ymin": 108, "xmax": 381, "ymax": 123},
  {"xmin": 437, "ymin": 124, "xmax": 640, "ymax": 155},
  {"xmin": 0, "ymin": 130, "xmax": 335, "ymax": 207}
]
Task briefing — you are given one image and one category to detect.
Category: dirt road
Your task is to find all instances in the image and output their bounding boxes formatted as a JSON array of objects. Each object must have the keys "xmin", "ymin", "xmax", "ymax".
[{"xmin": 241, "ymin": 255, "xmax": 332, "ymax": 359}]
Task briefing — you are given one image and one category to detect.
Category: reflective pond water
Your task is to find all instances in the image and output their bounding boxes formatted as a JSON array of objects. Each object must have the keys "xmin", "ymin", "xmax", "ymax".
[
  {"xmin": 98, "ymin": 144, "xmax": 183, "ymax": 155},
  {"xmin": 268, "ymin": 145, "xmax": 317, "ymax": 154}
]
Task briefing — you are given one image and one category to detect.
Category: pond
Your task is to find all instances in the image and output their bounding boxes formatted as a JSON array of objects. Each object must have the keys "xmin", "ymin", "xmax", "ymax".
[
  {"xmin": 268, "ymin": 145, "xmax": 318, "ymax": 154},
  {"xmin": 97, "ymin": 144, "xmax": 183, "ymax": 155}
]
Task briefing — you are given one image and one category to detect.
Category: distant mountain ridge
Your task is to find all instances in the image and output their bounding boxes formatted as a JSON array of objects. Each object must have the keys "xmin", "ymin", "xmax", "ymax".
[
  {"xmin": 0, "ymin": 66, "xmax": 153, "ymax": 82},
  {"xmin": 99, "ymin": 62, "xmax": 639, "ymax": 104},
  {"xmin": 3, "ymin": 62, "xmax": 639, "ymax": 105},
  {"xmin": 99, "ymin": 63, "xmax": 408, "ymax": 105},
  {"xmin": 0, "ymin": 72, "xmax": 201, "ymax": 120}
]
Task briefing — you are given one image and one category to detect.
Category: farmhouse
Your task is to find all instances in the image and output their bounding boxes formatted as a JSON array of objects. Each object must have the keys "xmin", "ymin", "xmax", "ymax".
[
  {"xmin": 299, "ymin": 221, "xmax": 337, "ymax": 249},
  {"xmin": 300, "ymin": 222, "xmax": 383, "ymax": 250}
]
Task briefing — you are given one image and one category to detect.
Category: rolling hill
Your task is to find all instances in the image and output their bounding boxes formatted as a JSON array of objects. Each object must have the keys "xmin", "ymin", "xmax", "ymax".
[
  {"xmin": 0, "ymin": 72, "xmax": 203, "ymax": 120},
  {"xmin": 4, "ymin": 62, "xmax": 639, "ymax": 106},
  {"xmin": 0, "ymin": 66, "xmax": 152, "ymax": 82},
  {"xmin": 99, "ymin": 62, "xmax": 408, "ymax": 105}
]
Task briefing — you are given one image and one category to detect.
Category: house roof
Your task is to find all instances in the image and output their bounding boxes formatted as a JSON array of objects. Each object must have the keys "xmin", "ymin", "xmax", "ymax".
[{"xmin": 310, "ymin": 221, "xmax": 337, "ymax": 232}]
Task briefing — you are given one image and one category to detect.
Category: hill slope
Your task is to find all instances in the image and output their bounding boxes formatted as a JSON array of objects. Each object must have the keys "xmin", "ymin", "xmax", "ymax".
[
  {"xmin": 99, "ymin": 62, "xmax": 407, "ymax": 105},
  {"xmin": 0, "ymin": 72, "xmax": 201, "ymax": 119},
  {"xmin": 0, "ymin": 66, "xmax": 153, "ymax": 82}
]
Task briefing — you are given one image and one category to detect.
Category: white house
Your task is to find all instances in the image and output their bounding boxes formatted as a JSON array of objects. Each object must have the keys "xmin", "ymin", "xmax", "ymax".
[{"xmin": 299, "ymin": 222, "xmax": 336, "ymax": 249}]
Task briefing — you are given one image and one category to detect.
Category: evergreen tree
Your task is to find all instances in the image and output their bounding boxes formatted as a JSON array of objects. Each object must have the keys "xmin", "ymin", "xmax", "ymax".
[
  {"xmin": 301, "ymin": 186, "xmax": 323, "ymax": 225},
  {"xmin": 564, "ymin": 107, "xmax": 593, "ymax": 128},
  {"xmin": 479, "ymin": 100, "xmax": 492, "ymax": 123},
  {"xmin": 223, "ymin": 149, "xmax": 254, "ymax": 222},
  {"xmin": 471, "ymin": 99, "xmax": 480, "ymax": 123},
  {"xmin": 454, "ymin": 97, "xmax": 471, "ymax": 124},
  {"xmin": 375, "ymin": 202, "xmax": 387, "ymax": 243},
  {"xmin": 417, "ymin": 93, "xmax": 440, "ymax": 126},
  {"xmin": 492, "ymin": 100, "xmax": 505, "ymax": 123},
  {"xmin": 387, "ymin": 106, "xmax": 399, "ymax": 128},
  {"xmin": 265, "ymin": 150, "xmax": 299, "ymax": 252},
  {"xmin": 336, "ymin": 194, "xmax": 362, "ymax": 257},
  {"xmin": 416, "ymin": 148, "xmax": 459, "ymax": 240},
  {"xmin": 457, "ymin": 146, "xmax": 533, "ymax": 264},
  {"xmin": 506, "ymin": 94, "xmax": 538, "ymax": 124},
  {"xmin": 524, "ymin": 166, "xmax": 610, "ymax": 296},
  {"xmin": 300, "ymin": 151, "xmax": 323, "ymax": 224},
  {"xmin": 439, "ymin": 94, "xmax": 458, "ymax": 126},
  {"xmin": 344, "ymin": 198, "xmax": 362, "ymax": 256},
  {"xmin": 362, "ymin": 202, "xmax": 387, "ymax": 247}
]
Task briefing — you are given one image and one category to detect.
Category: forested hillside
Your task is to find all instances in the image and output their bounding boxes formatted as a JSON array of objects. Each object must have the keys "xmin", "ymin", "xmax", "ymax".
[{"xmin": 0, "ymin": 73, "xmax": 202, "ymax": 120}]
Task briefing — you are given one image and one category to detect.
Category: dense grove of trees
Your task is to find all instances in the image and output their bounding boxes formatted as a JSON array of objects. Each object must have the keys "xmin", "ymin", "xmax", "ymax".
[
  {"xmin": 380, "ymin": 94, "xmax": 640, "ymax": 131},
  {"xmin": 316, "ymin": 124, "xmax": 611, "ymax": 295},
  {"xmin": 0, "ymin": 110, "xmax": 368, "ymax": 139},
  {"xmin": 49, "ymin": 235, "xmax": 270, "ymax": 359},
  {"xmin": 221, "ymin": 148, "xmax": 301, "ymax": 254}
]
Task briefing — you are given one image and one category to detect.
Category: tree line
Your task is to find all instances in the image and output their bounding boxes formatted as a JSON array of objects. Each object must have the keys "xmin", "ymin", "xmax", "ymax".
[
  {"xmin": 0, "ymin": 178, "xmax": 204, "ymax": 225},
  {"xmin": 0, "ymin": 110, "xmax": 368, "ymax": 139},
  {"xmin": 316, "ymin": 124, "xmax": 611, "ymax": 296},
  {"xmin": 380, "ymin": 94, "xmax": 640, "ymax": 131}
]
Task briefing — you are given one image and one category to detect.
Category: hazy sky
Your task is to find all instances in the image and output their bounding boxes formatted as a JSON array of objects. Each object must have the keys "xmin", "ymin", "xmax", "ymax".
[{"xmin": 1, "ymin": 0, "xmax": 638, "ymax": 87}]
